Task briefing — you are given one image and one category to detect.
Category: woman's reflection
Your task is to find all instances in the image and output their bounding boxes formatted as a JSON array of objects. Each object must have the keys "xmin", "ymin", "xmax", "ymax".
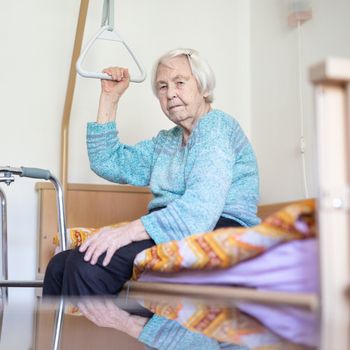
[
  {"xmin": 74, "ymin": 296, "xmax": 318, "ymax": 350},
  {"xmin": 77, "ymin": 298, "xmax": 150, "ymax": 340}
]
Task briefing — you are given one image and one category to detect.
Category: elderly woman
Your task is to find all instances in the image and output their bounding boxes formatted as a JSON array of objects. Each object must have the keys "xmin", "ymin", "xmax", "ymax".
[{"xmin": 43, "ymin": 48, "xmax": 259, "ymax": 295}]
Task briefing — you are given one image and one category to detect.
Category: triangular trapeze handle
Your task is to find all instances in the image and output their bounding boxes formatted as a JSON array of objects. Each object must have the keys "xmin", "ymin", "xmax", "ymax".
[{"xmin": 76, "ymin": 25, "xmax": 146, "ymax": 83}]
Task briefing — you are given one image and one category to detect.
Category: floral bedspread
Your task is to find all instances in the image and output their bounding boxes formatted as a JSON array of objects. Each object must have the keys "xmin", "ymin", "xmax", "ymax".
[{"xmin": 132, "ymin": 199, "xmax": 316, "ymax": 280}]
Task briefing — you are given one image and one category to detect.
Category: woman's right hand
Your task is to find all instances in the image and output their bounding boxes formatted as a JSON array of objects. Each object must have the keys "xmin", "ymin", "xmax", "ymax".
[
  {"xmin": 97, "ymin": 67, "xmax": 130, "ymax": 123},
  {"xmin": 100, "ymin": 67, "xmax": 130, "ymax": 100}
]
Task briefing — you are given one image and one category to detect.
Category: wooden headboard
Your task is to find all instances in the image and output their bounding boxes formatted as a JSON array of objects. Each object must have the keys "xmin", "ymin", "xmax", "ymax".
[{"xmin": 35, "ymin": 183, "xmax": 152, "ymax": 277}]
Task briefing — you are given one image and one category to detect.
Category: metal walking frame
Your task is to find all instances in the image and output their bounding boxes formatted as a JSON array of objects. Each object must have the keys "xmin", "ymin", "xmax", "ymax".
[
  {"xmin": 0, "ymin": 166, "xmax": 68, "ymax": 350},
  {"xmin": 0, "ymin": 187, "xmax": 8, "ymax": 299}
]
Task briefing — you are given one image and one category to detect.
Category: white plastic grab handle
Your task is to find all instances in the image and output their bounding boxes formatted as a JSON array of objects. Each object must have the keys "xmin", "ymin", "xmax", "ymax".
[{"xmin": 76, "ymin": 25, "xmax": 146, "ymax": 83}]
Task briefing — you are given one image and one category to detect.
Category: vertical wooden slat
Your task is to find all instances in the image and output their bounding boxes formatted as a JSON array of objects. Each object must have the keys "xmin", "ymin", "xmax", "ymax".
[{"xmin": 310, "ymin": 58, "xmax": 350, "ymax": 350}]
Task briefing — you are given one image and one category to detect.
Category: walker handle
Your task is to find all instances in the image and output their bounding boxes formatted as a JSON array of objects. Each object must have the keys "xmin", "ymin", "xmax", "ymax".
[
  {"xmin": 76, "ymin": 25, "xmax": 146, "ymax": 83},
  {"xmin": 20, "ymin": 167, "xmax": 51, "ymax": 180}
]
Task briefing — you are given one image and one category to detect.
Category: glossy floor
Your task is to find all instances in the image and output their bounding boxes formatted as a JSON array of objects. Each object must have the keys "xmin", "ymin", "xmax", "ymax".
[{"xmin": 0, "ymin": 287, "xmax": 320, "ymax": 350}]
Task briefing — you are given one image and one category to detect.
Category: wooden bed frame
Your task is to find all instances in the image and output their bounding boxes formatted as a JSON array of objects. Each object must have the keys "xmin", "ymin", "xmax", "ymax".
[{"xmin": 34, "ymin": 184, "xmax": 315, "ymax": 350}]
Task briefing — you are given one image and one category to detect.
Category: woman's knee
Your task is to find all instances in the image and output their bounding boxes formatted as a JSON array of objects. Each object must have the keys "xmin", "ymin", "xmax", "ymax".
[
  {"xmin": 43, "ymin": 249, "xmax": 72, "ymax": 295},
  {"xmin": 64, "ymin": 248, "xmax": 100, "ymax": 281},
  {"xmin": 59, "ymin": 241, "xmax": 156, "ymax": 295},
  {"xmin": 45, "ymin": 249, "xmax": 71, "ymax": 277}
]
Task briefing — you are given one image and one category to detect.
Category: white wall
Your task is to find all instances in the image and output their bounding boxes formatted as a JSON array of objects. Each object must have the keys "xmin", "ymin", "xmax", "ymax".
[
  {"xmin": 251, "ymin": 0, "xmax": 350, "ymax": 203},
  {"xmin": 0, "ymin": 0, "xmax": 81, "ymax": 283},
  {"xmin": 0, "ymin": 0, "xmax": 250, "ymax": 283}
]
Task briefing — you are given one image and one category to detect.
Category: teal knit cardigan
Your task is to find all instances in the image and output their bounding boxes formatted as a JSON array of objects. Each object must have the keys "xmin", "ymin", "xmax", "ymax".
[{"xmin": 87, "ymin": 109, "xmax": 259, "ymax": 244}]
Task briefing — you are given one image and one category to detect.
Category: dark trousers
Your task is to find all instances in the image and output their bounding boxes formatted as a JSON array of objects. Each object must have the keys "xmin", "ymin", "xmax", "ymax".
[{"xmin": 43, "ymin": 216, "xmax": 242, "ymax": 296}]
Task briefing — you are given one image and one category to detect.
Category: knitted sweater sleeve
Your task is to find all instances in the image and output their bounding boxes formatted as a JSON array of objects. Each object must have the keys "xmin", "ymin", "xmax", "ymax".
[
  {"xmin": 141, "ymin": 115, "xmax": 236, "ymax": 244},
  {"xmin": 139, "ymin": 315, "xmax": 221, "ymax": 350},
  {"xmin": 86, "ymin": 121, "xmax": 155, "ymax": 186}
]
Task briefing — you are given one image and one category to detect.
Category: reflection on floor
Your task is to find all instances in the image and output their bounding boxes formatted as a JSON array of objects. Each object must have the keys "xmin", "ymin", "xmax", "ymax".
[{"xmin": 24, "ymin": 290, "xmax": 319, "ymax": 350}]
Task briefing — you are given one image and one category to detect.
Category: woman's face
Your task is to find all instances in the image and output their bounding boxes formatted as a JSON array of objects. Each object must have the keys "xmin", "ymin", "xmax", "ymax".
[{"xmin": 155, "ymin": 56, "xmax": 210, "ymax": 130}]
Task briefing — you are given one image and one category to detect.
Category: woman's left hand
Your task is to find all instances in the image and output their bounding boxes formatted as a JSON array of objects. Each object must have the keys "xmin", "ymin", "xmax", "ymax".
[{"xmin": 79, "ymin": 219, "xmax": 150, "ymax": 266}]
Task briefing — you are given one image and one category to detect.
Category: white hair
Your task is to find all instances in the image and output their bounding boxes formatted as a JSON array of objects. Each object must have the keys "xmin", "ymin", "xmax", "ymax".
[{"xmin": 151, "ymin": 48, "xmax": 216, "ymax": 103}]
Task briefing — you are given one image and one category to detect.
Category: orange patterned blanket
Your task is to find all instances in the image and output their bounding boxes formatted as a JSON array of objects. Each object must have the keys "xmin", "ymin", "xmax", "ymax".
[{"xmin": 132, "ymin": 199, "xmax": 316, "ymax": 279}]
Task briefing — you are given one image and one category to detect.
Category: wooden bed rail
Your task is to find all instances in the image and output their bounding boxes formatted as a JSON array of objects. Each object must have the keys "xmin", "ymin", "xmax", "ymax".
[{"xmin": 310, "ymin": 57, "xmax": 350, "ymax": 349}]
